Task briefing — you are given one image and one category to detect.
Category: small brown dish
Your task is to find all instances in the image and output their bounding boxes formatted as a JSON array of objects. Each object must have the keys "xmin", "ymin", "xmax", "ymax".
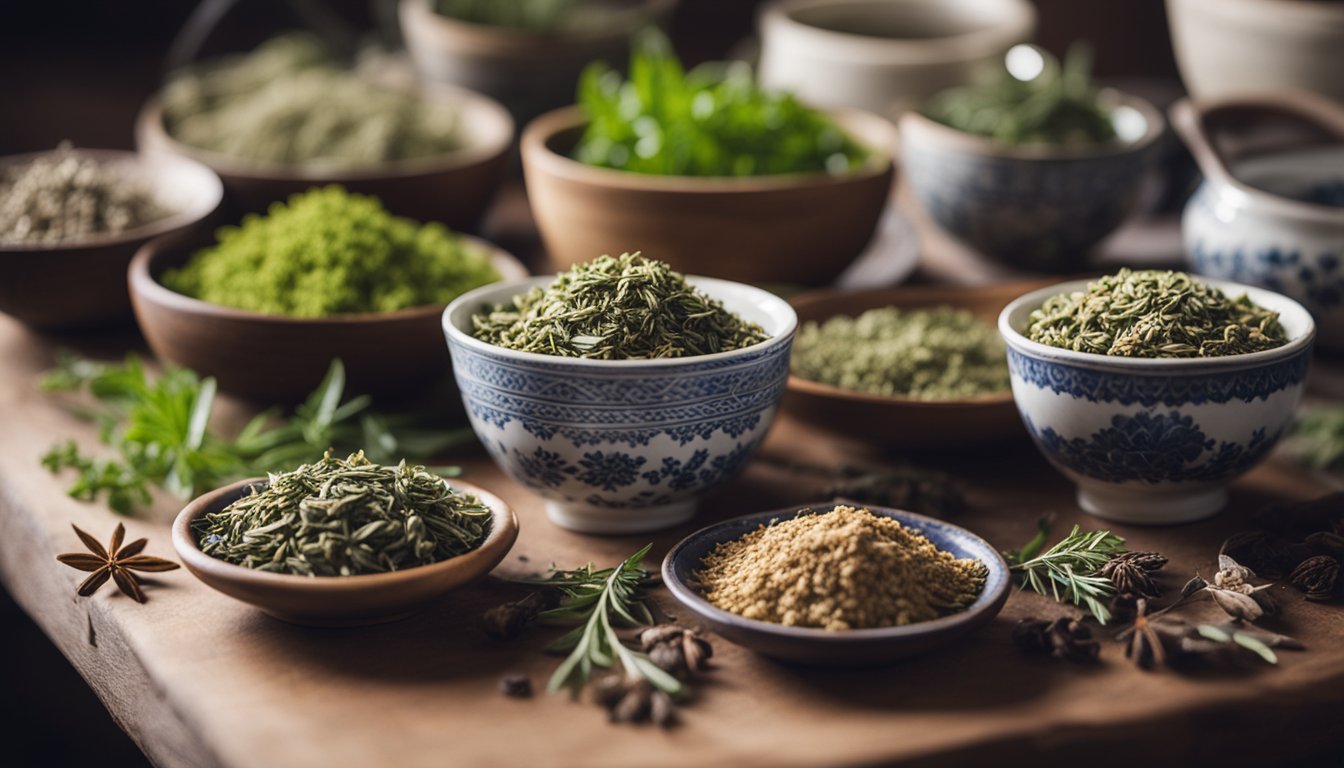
[
  {"xmin": 172, "ymin": 477, "xmax": 519, "ymax": 626},
  {"xmin": 0, "ymin": 148, "xmax": 223, "ymax": 331},
  {"xmin": 129, "ymin": 228, "xmax": 528, "ymax": 401},
  {"xmin": 520, "ymin": 106, "xmax": 896, "ymax": 285},
  {"xmin": 135, "ymin": 80, "xmax": 513, "ymax": 230},
  {"xmin": 784, "ymin": 281, "xmax": 1050, "ymax": 448}
]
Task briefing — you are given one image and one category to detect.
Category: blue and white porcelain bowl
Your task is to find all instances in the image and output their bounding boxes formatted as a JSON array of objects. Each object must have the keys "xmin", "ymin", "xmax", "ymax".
[
  {"xmin": 443, "ymin": 276, "xmax": 797, "ymax": 534},
  {"xmin": 999, "ymin": 278, "xmax": 1314, "ymax": 525}
]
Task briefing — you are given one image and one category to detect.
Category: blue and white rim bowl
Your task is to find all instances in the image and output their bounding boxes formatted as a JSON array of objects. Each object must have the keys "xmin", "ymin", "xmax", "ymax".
[
  {"xmin": 443, "ymin": 276, "xmax": 798, "ymax": 534},
  {"xmin": 999, "ymin": 278, "xmax": 1315, "ymax": 525}
]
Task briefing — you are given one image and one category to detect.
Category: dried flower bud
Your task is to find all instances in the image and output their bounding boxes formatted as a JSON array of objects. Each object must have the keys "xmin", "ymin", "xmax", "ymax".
[
  {"xmin": 1215, "ymin": 554, "xmax": 1255, "ymax": 588},
  {"xmin": 649, "ymin": 690, "xmax": 677, "ymax": 728},
  {"xmin": 481, "ymin": 591, "xmax": 559, "ymax": 640},
  {"xmin": 1107, "ymin": 551, "xmax": 1168, "ymax": 572},
  {"xmin": 1011, "ymin": 617, "xmax": 1098, "ymax": 662},
  {"xmin": 1180, "ymin": 575, "xmax": 1208, "ymax": 599},
  {"xmin": 682, "ymin": 632, "xmax": 713, "ymax": 672},
  {"xmin": 649, "ymin": 641, "xmax": 687, "ymax": 676},
  {"xmin": 1208, "ymin": 586, "xmax": 1264, "ymax": 622},
  {"xmin": 589, "ymin": 674, "xmax": 629, "ymax": 708},
  {"xmin": 639, "ymin": 624, "xmax": 684, "ymax": 650},
  {"xmin": 1011, "ymin": 619, "xmax": 1053, "ymax": 655},
  {"xmin": 498, "ymin": 674, "xmax": 533, "ymax": 698},
  {"xmin": 1103, "ymin": 559, "xmax": 1160, "ymax": 599},
  {"xmin": 611, "ymin": 680, "xmax": 652, "ymax": 723},
  {"xmin": 1289, "ymin": 555, "xmax": 1340, "ymax": 601}
]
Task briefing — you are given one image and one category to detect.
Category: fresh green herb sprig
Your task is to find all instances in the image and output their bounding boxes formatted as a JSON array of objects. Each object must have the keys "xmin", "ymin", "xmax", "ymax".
[
  {"xmin": 1008, "ymin": 524, "xmax": 1127, "ymax": 624},
  {"xmin": 574, "ymin": 29, "xmax": 869, "ymax": 177},
  {"xmin": 1288, "ymin": 408, "xmax": 1344, "ymax": 474},
  {"xmin": 40, "ymin": 355, "xmax": 475, "ymax": 515}
]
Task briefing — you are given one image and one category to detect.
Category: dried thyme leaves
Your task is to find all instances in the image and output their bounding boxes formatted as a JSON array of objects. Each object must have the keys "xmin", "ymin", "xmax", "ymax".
[
  {"xmin": 1026, "ymin": 269, "xmax": 1287, "ymax": 358},
  {"xmin": 791, "ymin": 306, "xmax": 1010, "ymax": 399},
  {"xmin": 472, "ymin": 252, "xmax": 769, "ymax": 359},
  {"xmin": 195, "ymin": 451, "xmax": 491, "ymax": 576},
  {"xmin": 696, "ymin": 505, "xmax": 987, "ymax": 630}
]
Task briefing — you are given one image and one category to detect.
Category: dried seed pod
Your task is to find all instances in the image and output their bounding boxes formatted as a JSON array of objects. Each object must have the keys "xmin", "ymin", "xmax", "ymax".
[
  {"xmin": 649, "ymin": 690, "xmax": 678, "ymax": 728},
  {"xmin": 682, "ymin": 632, "xmax": 713, "ymax": 672},
  {"xmin": 589, "ymin": 674, "xmax": 629, "ymax": 708},
  {"xmin": 498, "ymin": 674, "xmax": 533, "ymax": 698},
  {"xmin": 1180, "ymin": 575, "xmax": 1209, "ymax": 599},
  {"xmin": 639, "ymin": 624, "xmax": 684, "ymax": 651},
  {"xmin": 611, "ymin": 680, "xmax": 653, "ymax": 723},
  {"xmin": 1103, "ymin": 559, "xmax": 1161, "ymax": 599},
  {"xmin": 1106, "ymin": 551, "xmax": 1168, "ymax": 572},
  {"xmin": 649, "ymin": 641, "xmax": 687, "ymax": 676},
  {"xmin": 1048, "ymin": 617, "xmax": 1100, "ymax": 662},
  {"xmin": 1011, "ymin": 619, "xmax": 1053, "ymax": 655},
  {"xmin": 1108, "ymin": 592, "xmax": 1141, "ymax": 624},
  {"xmin": 1289, "ymin": 555, "xmax": 1340, "ymax": 601},
  {"xmin": 1305, "ymin": 532, "xmax": 1344, "ymax": 559},
  {"xmin": 1208, "ymin": 586, "xmax": 1264, "ymax": 622}
]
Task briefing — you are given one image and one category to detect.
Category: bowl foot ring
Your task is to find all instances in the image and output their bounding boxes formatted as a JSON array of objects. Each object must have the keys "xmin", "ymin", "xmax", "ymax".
[
  {"xmin": 545, "ymin": 499, "xmax": 698, "ymax": 535},
  {"xmin": 1076, "ymin": 484, "xmax": 1227, "ymax": 525}
]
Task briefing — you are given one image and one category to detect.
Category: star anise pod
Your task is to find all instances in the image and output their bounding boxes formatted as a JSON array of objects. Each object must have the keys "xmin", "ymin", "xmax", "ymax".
[
  {"xmin": 55, "ymin": 523, "xmax": 179, "ymax": 603},
  {"xmin": 1117, "ymin": 599, "xmax": 1180, "ymax": 670},
  {"xmin": 1289, "ymin": 555, "xmax": 1340, "ymax": 601}
]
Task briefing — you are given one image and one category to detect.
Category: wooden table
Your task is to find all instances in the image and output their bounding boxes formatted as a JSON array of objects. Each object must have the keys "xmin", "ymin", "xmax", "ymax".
[{"xmin": 4, "ymin": 313, "xmax": 1344, "ymax": 768}]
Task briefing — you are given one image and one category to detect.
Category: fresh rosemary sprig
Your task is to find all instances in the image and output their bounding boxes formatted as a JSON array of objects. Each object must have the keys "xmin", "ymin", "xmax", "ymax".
[{"xmin": 1008, "ymin": 525, "xmax": 1127, "ymax": 624}]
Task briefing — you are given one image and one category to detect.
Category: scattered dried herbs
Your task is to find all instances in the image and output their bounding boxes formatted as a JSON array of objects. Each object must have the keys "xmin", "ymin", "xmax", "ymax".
[
  {"xmin": 196, "ymin": 451, "xmax": 491, "ymax": 576},
  {"xmin": 1025, "ymin": 269, "xmax": 1287, "ymax": 358},
  {"xmin": 56, "ymin": 523, "xmax": 179, "ymax": 603},
  {"xmin": 1117, "ymin": 599, "xmax": 1302, "ymax": 671},
  {"xmin": 1012, "ymin": 616, "xmax": 1100, "ymax": 662},
  {"xmin": 790, "ymin": 306, "xmax": 1010, "ymax": 400},
  {"xmin": 472, "ymin": 252, "xmax": 768, "ymax": 359},
  {"xmin": 1006, "ymin": 523, "xmax": 1129, "ymax": 624}
]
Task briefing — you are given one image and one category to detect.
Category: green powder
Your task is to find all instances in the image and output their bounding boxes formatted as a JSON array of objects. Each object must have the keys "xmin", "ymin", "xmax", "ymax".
[
  {"xmin": 164, "ymin": 186, "xmax": 499, "ymax": 317},
  {"xmin": 791, "ymin": 306, "xmax": 1010, "ymax": 399}
]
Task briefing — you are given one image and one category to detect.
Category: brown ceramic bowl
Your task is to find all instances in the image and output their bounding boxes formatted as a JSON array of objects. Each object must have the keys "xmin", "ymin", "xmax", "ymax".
[
  {"xmin": 135, "ymin": 80, "xmax": 513, "ymax": 230},
  {"xmin": 0, "ymin": 149, "xmax": 223, "ymax": 331},
  {"xmin": 783, "ymin": 281, "xmax": 1051, "ymax": 448},
  {"xmin": 172, "ymin": 477, "xmax": 519, "ymax": 626},
  {"xmin": 129, "ymin": 228, "xmax": 529, "ymax": 401},
  {"xmin": 520, "ymin": 106, "xmax": 896, "ymax": 285}
]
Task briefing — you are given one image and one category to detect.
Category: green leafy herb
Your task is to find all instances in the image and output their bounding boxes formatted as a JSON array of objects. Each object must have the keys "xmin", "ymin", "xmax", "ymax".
[
  {"xmin": 574, "ymin": 29, "xmax": 869, "ymax": 177},
  {"xmin": 1003, "ymin": 516, "xmax": 1053, "ymax": 567},
  {"xmin": 1288, "ymin": 408, "xmax": 1344, "ymax": 474},
  {"xmin": 1009, "ymin": 525, "xmax": 1127, "ymax": 623}
]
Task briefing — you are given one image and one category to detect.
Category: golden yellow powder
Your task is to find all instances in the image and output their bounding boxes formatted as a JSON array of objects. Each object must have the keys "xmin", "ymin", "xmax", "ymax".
[{"xmin": 696, "ymin": 505, "xmax": 988, "ymax": 631}]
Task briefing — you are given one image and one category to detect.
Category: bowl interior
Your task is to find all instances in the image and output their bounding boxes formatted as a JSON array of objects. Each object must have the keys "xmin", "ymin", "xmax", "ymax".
[{"xmin": 1233, "ymin": 146, "xmax": 1344, "ymax": 210}]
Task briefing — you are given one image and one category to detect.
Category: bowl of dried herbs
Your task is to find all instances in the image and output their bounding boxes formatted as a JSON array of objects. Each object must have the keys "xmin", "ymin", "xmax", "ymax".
[
  {"xmin": 172, "ymin": 451, "xmax": 518, "ymax": 626},
  {"xmin": 443, "ymin": 252, "xmax": 796, "ymax": 534},
  {"xmin": 661, "ymin": 503, "xmax": 1010, "ymax": 665},
  {"xmin": 1000, "ymin": 269, "xmax": 1315, "ymax": 525}
]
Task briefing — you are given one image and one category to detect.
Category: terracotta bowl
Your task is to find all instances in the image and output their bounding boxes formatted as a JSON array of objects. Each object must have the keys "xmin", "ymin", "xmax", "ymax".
[
  {"xmin": 129, "ymin": 228, "xmax": 529, "ymax": 401},
  {"xmin": 520, "ymin": 106, "xmax": 896, "ymax": 285},
  {"xmin": 0, "ymin": 148, "xmax": 223, "ymax": 331},
  {"xmin": 135, "ymin": 80, "xmax": 513, "ymax": 231},
  {"xmin": 173, "ymin": 477, "xmax": 518, "ymax": 626},
  {"xmin": 783, "ymin": 281, "xmax": 1046, "ymax": 449}
]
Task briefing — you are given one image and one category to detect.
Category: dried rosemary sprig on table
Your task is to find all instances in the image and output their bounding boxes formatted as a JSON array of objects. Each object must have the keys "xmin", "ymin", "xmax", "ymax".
[{"xmin": 1006, "ymin": 523, "xmax": 1128, "ymax": 624}]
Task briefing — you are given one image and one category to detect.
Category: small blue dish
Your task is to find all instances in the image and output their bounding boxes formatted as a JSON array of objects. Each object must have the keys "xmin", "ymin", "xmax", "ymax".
[{"xmin": 661, "ymin": 503, "xmax": 1011, "ymax": 666}]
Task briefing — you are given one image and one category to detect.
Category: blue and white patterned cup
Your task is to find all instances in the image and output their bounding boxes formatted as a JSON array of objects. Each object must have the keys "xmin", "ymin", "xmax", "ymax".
[
  {"xmin": 999, "ymin": 278, "xmax": 1314, "ymax": 525},
  {"xmin": 444, "ymin": 276, "xmax": 797, "ymax": 534}
]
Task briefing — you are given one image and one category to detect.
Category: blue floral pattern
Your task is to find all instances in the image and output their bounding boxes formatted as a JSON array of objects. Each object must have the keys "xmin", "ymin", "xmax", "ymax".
[{"xmin": 1190, "ymin": 240, "xmax": 1344, "ymax": 314}]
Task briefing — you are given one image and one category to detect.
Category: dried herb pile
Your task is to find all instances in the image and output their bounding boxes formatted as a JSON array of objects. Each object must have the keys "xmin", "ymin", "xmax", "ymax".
[
  {"xmin": 1026, "ymin": 269, "xmax": 1287, "ymax": 358},
  {"xmin": 791, "ymin": 306, "xmax": 1009, "ymax": 399},
  {"xmin": 197, "ymin": 451, "xmax": 491, "ymax": 577},
  {"xmin": 697, "ymin": 505, "xmax": 987, "ymax": 630},
  {"xmin": 162, "ymin": 34, "xmax": 459, "ymax": 168},
  {"xmin": 1, "ymin": 143, "xmax": 165, "ymax": 245},
  {"xmin": 472, "ymin": 252, "xmax": 769, "ymax": 359},
  {"xmin": 164, "ymin": 186, "xmax": 499, "ymax": 317}
]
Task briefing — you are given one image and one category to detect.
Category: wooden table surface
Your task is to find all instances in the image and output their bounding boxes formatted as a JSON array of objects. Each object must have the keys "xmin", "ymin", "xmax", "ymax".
[{"xmin": 4, "ymin": 309, "xmax": 1344, "ymax": 768}]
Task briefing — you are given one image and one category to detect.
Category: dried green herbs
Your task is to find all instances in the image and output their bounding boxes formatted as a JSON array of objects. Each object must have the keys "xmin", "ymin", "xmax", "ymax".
[
  {"xmin": 1, "ymin": 143, "xmax": 165, "ymax": 245},
  {"xmin": 697, "ymin": 505, "xmax": 988, "ymax": 630},
  {"xmin": 472, "ymin": 252, "xmax": 769, "ymax": 358},
  {"xmin": 161, "ymin": 34, "xmax": 459, "ymax": 168},
  {"xmin": 575, "ymin": 29, "xmax": 869, "ymax": 177},
  {"xmin": 164, "ymin": 186, "xmax": 499, "ymax": 317},
  {"xmin": 196, "ymin": 451, "xmax": 491, "ymax": 576},
  {"xmin": 791, "ymin": 306, "xmax": 1009, "ymax": 399},
  {"xmin": 1025, "ymin": 269, "xmax": 1287, "ymax": 358}
]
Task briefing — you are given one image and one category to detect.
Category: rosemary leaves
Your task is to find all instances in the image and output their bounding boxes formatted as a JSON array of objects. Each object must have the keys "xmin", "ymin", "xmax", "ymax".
[
  {"xmin": 1026, "ymin": 269, "xmax": 1287, "ymax": 358},
  {"xmin": 196, "ymin": 452, "xmax": 491, "ymax": 576},
  {"xmin": 472, "ymin": 252, "xmax": 769, "ymax": 359}
]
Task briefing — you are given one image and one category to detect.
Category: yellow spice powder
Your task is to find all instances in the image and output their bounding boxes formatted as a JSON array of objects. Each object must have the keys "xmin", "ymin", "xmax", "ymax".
[{"xmin": 696, "ymin": 505, "xmax": 988, "ymax": 631}]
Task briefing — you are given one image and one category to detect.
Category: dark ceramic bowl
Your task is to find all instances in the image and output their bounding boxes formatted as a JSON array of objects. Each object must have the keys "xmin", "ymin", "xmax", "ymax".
[{"xmin": 661, "ymin": 502, "xmax": 1010, "ymax": 665}]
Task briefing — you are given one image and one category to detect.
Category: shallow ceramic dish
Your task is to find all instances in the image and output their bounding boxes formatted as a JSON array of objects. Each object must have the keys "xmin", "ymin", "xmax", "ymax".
[
  {"xmin": 130, "ymin": 228, "xmax": 528, "ymax": 401},
  {"xmin": 443, "ymin": 275, "xmax": 797, "ymax": 534},
  {"xmin": 758, "ymin": 0, "xmax": 1035, "ymax": 119},
  {"xmin": 900, "ymin": 90, "xmax": 1165, "ymax": 273},
  {"xmin": 400, "ymin": 0, "xmax": 674, "ymax": 126},
  {"xmin": 520, "ymin": 106, "xmax": 896, "ymax": 286},
  {"xmin": 784, "ymin": 281, "xmax": 1048, "ymax": 448},
  {"xmin": 172, "ymin": 477, "xmax": 518, "ymax": 626},
  {"xmin": 1167, "ymin": 0, "xmax": 1344, "ymax": 103},
  {"xmin": 661, "ymin": 502, "xmax": 1010, "ymax": 665},
  {"xmin": 1174, "ymin": 92, "xmax": 1344, "ymax": 353},
  {"xmin": 135, "ymin": 79, "xmax": 512, "ymax": 230},
  {"xmin": 0, "ymin": 148, "xmax": 223, "ymax": 331},
  {"xmin": 1000, "ymin": 277, "xmax": 1315, "ymax": 525}
]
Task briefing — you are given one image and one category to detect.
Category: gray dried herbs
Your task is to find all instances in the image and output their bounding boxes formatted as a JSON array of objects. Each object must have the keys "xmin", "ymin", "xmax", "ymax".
[
  {"xmin": 195, "ymin": 451, "xmax": 491, "ymax": 576},
  {"xmin": 472, "ymin": 252, "xmax": 769, "ymax": 359},
  {"xmin": 1026, "ymin": 269, "xmax": 1287, "ymax": 358},
  {"xmin": 1, "ymin": 143, "xmax": 165, "ymax": 245}
]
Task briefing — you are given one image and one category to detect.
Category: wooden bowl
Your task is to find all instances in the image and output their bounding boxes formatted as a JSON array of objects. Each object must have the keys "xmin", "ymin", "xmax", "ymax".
[
  {"xmin": 520, "ymin": 106, "xmax": 896, "ymax": 285},
  {"xmin": 662, "ymin": 502, "xmax": 1011, "ymax": 665},
  {"xmin": 0, "ymin": 149, "xmax": 223, "ymax": 331},
  {"xmin": 172, "ymin": 477, "xmax": 519, "ymax": 626},
  {"xmin": 135, "ymin": 80, "xmax": 513, "ymax": 231},
  {"xmin": 129, "ymin": 227, "xmax": 529, "ymax": 401},
  {"xmin": 783, "ymin": 282, "xmax": 1049, "ymax": 448}
]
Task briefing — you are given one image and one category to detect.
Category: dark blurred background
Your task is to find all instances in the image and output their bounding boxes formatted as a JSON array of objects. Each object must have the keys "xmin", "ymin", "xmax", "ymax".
[{"xmin": 0, "ymin": 2, "xmax": 1177, "ymax": 766}]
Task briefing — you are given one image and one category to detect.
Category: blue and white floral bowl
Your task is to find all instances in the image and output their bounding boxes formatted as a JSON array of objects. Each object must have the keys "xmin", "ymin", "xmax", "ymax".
[
  {"xmin": 999, "ymin": 278, "xmax": 1314, "ymax": 525},
  {"xmin": 443, "ymin": 276, "xmax": 797, "ymax": 534}
]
